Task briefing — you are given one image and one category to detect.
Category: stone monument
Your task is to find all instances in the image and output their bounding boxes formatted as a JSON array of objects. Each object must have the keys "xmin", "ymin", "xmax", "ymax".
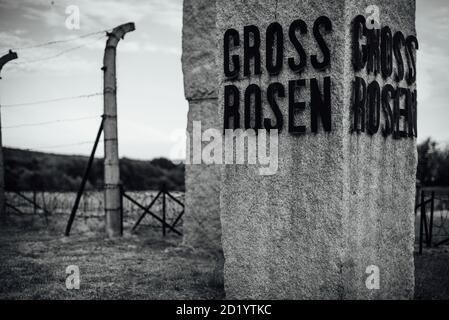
[
  {"xmin": 217, "ymin": 0, "xmax": 418, "ymax": 299},
  {"xmin": 181, "ymin": 0, "xmax": 222, "ymax": 252}
]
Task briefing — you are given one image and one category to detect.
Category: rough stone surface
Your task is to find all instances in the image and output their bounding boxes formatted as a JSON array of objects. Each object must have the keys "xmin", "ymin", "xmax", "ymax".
[
  {"xmin": 182, "ymin": 0, "xmax": 222, "ymax": 251},
  {"xmin": 182, "ymin": 0, "xmax": 218, "ymax": 100},
  {"xmin": 342, "ymin": 0, "xmax": 417, "ymax": 300},
  {"xmin": 183, "ymin": 100, "xmax": 222, "ymax": 251},
  {"xmin": 217, "ymin": 0, "xmax": 416, "ymax": 299}
]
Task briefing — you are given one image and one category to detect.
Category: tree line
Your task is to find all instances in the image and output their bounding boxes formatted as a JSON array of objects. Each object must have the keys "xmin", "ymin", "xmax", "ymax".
[
  {"xmin": 417, "ymin": 138, "xmax": 449, "ymax": 186},
  {"xmin": 3, "ymin": 138, "xmax": 449, "ymax": 192},
  {"xmin": 4, "ymin": 147, "xmax": 184, "ymax": 192}
]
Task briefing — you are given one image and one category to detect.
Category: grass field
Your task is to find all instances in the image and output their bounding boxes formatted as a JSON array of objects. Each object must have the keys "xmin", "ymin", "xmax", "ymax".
[
  {"xmin": 414, "ymin": 246, "xmax": 449, "ymax": 300},
  {"xmin": 0, "ymin": 224, "xmax": 448, "ymax": 300},
  {"xmin": 0, "ymin": 225, "xmax": 224, "ymax": 300}
]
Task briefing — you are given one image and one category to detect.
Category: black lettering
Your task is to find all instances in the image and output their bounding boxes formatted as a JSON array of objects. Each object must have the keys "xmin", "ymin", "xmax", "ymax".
[
  {"xmin": 244, "ymin": 25, "xmax": 261, "ymax": 76},
  {"xmin": 381, "ymin": 26, "xmax": 393, "ymax": 79},
  {"xmin": 366, "ymin": 28, "xmax": 381, "ymax": 75},
  {"xmin": 288, "ymin": 19, "xmax": 308, "ymax": 73},
  {"xmin": 224, "ymin": 29, "xmax": 240, "ymax": 79},
  {"xmin": 288, "ymin": 79, "xmax": 306, "ymax": 134},
  {"xmin": 351, "ymin": 15, "xmax": 367, "ymax": 72},
  {"xmin": 393, "ymin": 87, "xmax": 408, "ymax": 138},
  {"xmin": 310, "ymin": 77, "xmax": 332, "ymax": 132},
  {"xmin": 311, "ymin": 16, "xmax": 332, "ymax": 70},
  {"xmin": 407, "ymin": 89, "xmax": 418, "ymax": 137},
  {"xmin": 393, "ymin": 31, "xmax": 405, "ymax": 82},
  {"xmin": 266, "ymin": 22, "xmax": 284, "ymax": 75},
  {"xmin": 224, "ymin": 85, "xmax": 240, "ymax": 130},
  {"xmin": 405, "ymin": 35, "xmax": 419, "ymax": 85},
  {"xmin": 244, "ymin": 84, "xmax": 262, "ymax": 130},
  {"xmin": 366, "ymin": 80, "xmax": 381, "ymax": 135},
  {"xmin": 381, "ymin": 84, "xmax": 395, "ymax": 137},
  {"xmin": 265, "ymin": 82, "xmax": 285, "ymax": 131},
  {"xmin": 352, "ymin": 76, "xmax": 366, "ymax": 133}
]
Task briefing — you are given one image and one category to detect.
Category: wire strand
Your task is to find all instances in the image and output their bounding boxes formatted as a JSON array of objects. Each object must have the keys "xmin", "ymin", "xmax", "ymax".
[
  {"xmin": 11, "ymin": 34, "xmax": 105, "ymax": 65},
  {"xmin": 1, "ymin": 92, "xmax": 103, "ymax": 108},
  {"xmin": 3, "ymin": 115, "xmax": 101, "ymax": 129},
  {"xmin": 5, "ymin": 140, "xmax": 102, "ymax": 151},
  {"xmin": 0, "ymin": 29, "xmax": 110, "ymax": 53}
]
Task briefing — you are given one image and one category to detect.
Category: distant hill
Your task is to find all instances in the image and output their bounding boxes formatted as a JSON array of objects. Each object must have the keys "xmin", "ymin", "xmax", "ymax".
[{"xmin": 4, "ymin": 147, "xmax": 184, "ymax": 192}]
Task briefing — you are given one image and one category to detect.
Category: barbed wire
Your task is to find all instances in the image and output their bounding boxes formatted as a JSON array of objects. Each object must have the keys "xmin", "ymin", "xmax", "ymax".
[
  {"xmin": 1, "ymin": 92, "xmax": 103, "ymax": 108},
  {"xmin": 0, "ymin": 29, "xmax": 110, "ymax": 54},
  {"xmin": 0, "ymin": 27, "xmax": 114, "ymax": 156},
  {"xmin": 3, "ymin": 115, "xmax": 101, "ymax": 129},
  {"xmin": 10, "ymin": 34, "xmax": 105, "ymax": 65}
]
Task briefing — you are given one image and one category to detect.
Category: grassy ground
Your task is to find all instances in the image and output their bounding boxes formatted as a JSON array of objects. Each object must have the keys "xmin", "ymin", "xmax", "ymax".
[
  {"xmin": 0, "ymin": 225, "xmax": 225, "ymax": 300},
  {"xmin": 414, "ymin": 246, "xmax": 449, "ymax": 300},
  {"xmin": 0, "ymin": 224, "xmax": 448, "ymax": 300}
]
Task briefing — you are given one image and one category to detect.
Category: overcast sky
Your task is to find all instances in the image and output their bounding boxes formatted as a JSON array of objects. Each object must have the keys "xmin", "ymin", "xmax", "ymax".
[{"xmin": 0, "ymin": 0, "xmax": 447, "ymax": 160}]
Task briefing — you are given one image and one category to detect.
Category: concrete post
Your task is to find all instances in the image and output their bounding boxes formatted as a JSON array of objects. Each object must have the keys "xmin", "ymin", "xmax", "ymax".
[
  {"xmin": 103, "ymin": 23, "xmax": 135, "ymax": 238},
  {"xmin": 0, "ymin": 50, "xmax": 18, "ymax": 222}
]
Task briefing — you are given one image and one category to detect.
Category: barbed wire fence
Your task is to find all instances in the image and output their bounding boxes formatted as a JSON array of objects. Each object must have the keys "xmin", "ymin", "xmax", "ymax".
[
  {"xmin": 416, "ymin": 188, "xmax": 449, "ymax": 253},
  {"xmin": 1, "ymin": 29, "xmax": 103, "ymax": 230},
  {"xmin": 1, "ymin": 25, "xmax": 188, "ymax": 238},
  {"xmin": 1, "ymin": 29, "xmax": 108, "ymax": 152},
  {"xmin": 0, "ymin": 30, "xmax": 106, "ymax": 230}
]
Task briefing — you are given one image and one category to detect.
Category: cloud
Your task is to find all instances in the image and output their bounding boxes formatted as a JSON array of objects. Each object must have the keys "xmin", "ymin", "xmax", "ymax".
[
  {"xmin": 0, "ymin": 32, "xmax": 105, "ymax": 75},
  {"xmin": 0, "ymin": 32, "xmax": 34, "ymax": 51},
  {"xmin": 0, "ymin": 0, "xmax": 182, "ymax": 31},
  {"xmin": 119, "ymin": 41, "xmax": 180, "ymax": 55},
  {"xmin": 119, "ymin": 118, "xmax": 171, "ymax": 143},
  {"xmin": 414, "ymin": 0, "xmax": 449, "ymax": 143},
  {"xmin": 0, "ymin": 0, "xmax": 182, "ymax": 74},
  {"xmin": 418, "ymin": 45, "xmax": 449, "ymax": 100},
  {"xmin": 143, "ymin": 44, "xmax": 180, "ymax": 55},
  {"xmin": 416, "ymin": 44, "xmax": 449, "ymax": 143},
  {"xmin": 7, "ymin": 54, "xmax": 98, "ymax": 75}
]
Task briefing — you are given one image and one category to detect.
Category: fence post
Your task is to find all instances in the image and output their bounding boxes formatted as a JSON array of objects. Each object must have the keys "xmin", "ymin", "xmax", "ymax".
[
  {"xmin": 0, "ymin": 50, "xmax": 18, "ymax": 222},
  {"xmin": 428, "ymin": 191, "xmax": 435, "ymax": 247},
  {"xmin": 419, "ymin": 190, "xmax": 425, "ymax": 255},
  {"xmin": 33, "ymin": 190, "xmax": 37, "ymax": 216},
  {"xmin": 65, "ymin": 118, "xmax": 104, "ymax": 236},
  {"xmin": 119, "ymin": 184, "xmax": 124, "ymax": 236},
  {"xmin": 162, "ymin": 190, "xmax": 166, "ymax": 237},
  {"xmin": 103, "ymin": 22, "xmax": 135, "ymax": 238}
]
